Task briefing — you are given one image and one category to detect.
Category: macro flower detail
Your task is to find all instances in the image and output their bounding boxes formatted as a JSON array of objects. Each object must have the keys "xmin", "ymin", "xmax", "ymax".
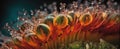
[{"xmin": 0, "ymin": 0, "xmax": 120, "ymax": 49}]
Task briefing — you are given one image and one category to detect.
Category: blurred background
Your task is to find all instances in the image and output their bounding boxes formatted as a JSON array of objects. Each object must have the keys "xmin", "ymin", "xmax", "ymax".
[{"xmin": 0, "ymin": 0, "xmax": 78, "ymax": 36}]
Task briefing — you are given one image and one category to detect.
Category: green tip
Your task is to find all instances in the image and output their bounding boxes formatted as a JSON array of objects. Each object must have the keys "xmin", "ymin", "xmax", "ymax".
[
  {"xmin": 36, "ymin": 24, "xmax": 50, "ymax": 36},
  {"xmin": 56, "ymin": 16, "xmax": 64, "ymax": 24},
  {"xmin": 82, "ymin": 14, "xmax": 91, "ymax": 22},
  {"xmin": 44, "ymin": 17, "xmax": 54, "ymax": 24},
  {"xmin": 69, "ymin": 13, "xmax": 75, "ymax": 19}
]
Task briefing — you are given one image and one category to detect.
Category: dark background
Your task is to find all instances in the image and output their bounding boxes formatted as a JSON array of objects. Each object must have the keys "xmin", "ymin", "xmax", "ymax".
[
  {"xmin": 0, "ymin": 0, "xmax": 77, "ymax": 36},
  {"xmin": 0, "ymin": 0, "xmax": 119, "ymax": 36}
]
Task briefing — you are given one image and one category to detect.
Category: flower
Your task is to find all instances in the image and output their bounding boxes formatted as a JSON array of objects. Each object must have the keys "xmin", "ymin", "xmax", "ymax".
[{"xmin": 1, "ymin": 1, "xmax": 119, "ymax": 49}]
